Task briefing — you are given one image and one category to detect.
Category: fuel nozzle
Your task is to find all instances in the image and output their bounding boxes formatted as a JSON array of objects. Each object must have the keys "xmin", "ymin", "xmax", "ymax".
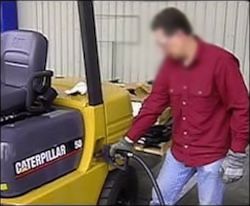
[
  {"xmin": 115, "ymin": 149, "xmax": 134, "ymax": 157},
  {"xmin": 102, "ymin": 145, "xmax": 130, "ymax": 171}
]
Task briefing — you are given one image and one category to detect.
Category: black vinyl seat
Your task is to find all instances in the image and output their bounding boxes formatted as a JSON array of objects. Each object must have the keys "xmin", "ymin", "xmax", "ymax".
[{"xmin": 1, "ymin": 30, "xmax": 56, "ymax": 115}]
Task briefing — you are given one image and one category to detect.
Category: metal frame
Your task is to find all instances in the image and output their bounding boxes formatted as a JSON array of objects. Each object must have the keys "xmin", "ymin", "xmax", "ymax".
[
  {"xmin": 77, "ymin": 0, "xmax": 103, "ymax": 106},
  {"xmin": 1, "ymin": 1, "xmax": 18, "ymax": 32}
]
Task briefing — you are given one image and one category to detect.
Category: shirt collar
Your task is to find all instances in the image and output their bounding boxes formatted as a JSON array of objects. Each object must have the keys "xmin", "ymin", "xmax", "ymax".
[{"xmin": 193, "ymin": 36, "xmax": 205, "ymax": 64}]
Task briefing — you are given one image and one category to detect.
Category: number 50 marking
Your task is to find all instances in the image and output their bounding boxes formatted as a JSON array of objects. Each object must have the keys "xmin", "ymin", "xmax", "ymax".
[{"xmin": 74, "ymin": 139, "xmax": 83, "ymax": 149}]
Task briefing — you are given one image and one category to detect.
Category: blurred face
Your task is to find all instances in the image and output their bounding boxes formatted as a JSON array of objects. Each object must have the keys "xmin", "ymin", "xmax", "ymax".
[{"xmin": 153, "ymin": 28, "xmax": 187, "ymax": 59}]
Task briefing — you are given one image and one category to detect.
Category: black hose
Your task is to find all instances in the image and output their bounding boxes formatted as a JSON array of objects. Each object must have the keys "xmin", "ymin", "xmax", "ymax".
[
  {"xmin": 128, "ymin": 153, "xmax": 165, "ymax": 206},
  {"xmin": 111, "ymin": 148, "xmax": 165, "ymax": 205}
]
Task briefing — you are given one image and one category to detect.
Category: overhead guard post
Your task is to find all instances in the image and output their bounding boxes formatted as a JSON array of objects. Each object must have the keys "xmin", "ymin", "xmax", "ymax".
[{"xmin": 78, "ymin": 0, "xmax": 103, "ymax": 106}]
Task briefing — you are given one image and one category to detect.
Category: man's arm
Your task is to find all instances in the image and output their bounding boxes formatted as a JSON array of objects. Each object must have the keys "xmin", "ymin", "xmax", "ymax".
[
  {"xmin": 109, "ymin": 63, "xmax": 170, "ymax": 157},
  {"xmin": 127, "ymin": 65, "xmax": 170, "ymax": 142},
  {"xmin": 215, "ymin": 54, "xmax": 249, "ymax": 153}
]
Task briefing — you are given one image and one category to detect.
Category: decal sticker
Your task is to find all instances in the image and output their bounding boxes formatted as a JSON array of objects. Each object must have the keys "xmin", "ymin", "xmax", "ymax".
[
  {"xmin": 14, "ymin": 138, "xmax": 83, "ymax": 179},
  {"xmin": 0, "ymin": 183, "xmax": 8, "ymax": 191}
]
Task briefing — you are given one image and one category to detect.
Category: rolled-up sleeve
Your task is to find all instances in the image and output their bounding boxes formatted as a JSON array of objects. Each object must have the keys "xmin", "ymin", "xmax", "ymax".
[{"xmin": 215, "ymin": 55, "xmax": 249, "ymax": 152}]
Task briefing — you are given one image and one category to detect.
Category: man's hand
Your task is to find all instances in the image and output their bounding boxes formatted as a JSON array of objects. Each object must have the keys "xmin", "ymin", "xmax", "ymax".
[
  {"xmin": 220, "ymin": 150, "xmax": 247, "ymax": 184},
  {"xmin": 109, "ymin": 137, "xmax": 134, "ymax": 157}
]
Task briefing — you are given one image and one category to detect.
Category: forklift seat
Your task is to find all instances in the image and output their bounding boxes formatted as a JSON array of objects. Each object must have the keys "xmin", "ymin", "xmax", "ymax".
[{"xmin": 1, "ymin": 30, "xmax": 55, "ymax": 115}]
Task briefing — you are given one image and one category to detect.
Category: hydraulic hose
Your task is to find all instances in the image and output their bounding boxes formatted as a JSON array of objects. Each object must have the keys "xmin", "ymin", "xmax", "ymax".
[
  {"xmin": 115, "ymin": 150, "xmax": 165, "ymax": 206},
  {"xmin": 129, "ymin": 153, "xmax": 165, "ymax": 206}
]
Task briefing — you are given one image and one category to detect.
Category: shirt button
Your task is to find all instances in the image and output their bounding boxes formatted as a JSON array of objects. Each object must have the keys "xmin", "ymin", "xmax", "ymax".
[
  {"xmin": 198, "ymin": 90, "xmax": 203, "ymax": 95},
  {"xmin": 182, "ymin": 101, "xmax": 187, "ymax": 106},
  {"xmin": 183, "ymin": 85, "xmax": 187, "ymax": 90},
  {"xmin": 184, "ymin": 145, "xmax": 189, "ymax": 149},
  {"xmin": 183, "ymin": 131, "xmax": 188, "ymax": 135},
  {"xmin": 182, "ymin": 116, "xmax": 187, "ymax": 121}
]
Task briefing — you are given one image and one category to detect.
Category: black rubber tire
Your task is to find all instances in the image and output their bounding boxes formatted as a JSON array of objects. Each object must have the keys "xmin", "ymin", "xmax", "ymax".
[{"xmin": 98, "ymin": 166, "xmax": 137, "ymax": 205}]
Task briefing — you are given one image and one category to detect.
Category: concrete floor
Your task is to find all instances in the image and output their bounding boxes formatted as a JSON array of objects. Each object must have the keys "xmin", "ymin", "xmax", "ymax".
[{"xmin": 133, "ymin": 151, "xmax": 249, "ymax": 205}]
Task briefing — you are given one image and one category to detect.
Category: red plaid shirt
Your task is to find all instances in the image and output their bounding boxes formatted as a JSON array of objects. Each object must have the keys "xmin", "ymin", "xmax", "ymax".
[{"xmin": 127, "ymin": 39, "xmax": 249, "ymax": 166}]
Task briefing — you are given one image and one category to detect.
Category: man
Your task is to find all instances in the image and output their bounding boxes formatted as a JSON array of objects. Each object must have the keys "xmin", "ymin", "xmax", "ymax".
[{"xmin": 110, "ymin": 7, "xmax": 249, "ymax": 206}]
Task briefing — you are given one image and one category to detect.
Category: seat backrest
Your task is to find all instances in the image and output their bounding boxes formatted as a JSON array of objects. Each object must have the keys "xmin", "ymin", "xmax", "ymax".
[{"xmin": 1, "ymin": 30, "xmax": 48, "ymax": 88}]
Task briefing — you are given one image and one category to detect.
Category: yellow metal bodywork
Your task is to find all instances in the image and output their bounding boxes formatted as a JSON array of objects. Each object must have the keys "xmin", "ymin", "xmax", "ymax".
[{"xmin": 1, "ymin": 77, "xmax": 133, "ymax": 205}]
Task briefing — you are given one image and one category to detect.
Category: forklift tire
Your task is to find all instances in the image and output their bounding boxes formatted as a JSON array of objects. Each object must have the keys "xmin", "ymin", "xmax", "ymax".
[{"xmin": 98, "ymin": 166, "xmax": 137, "ymax": 205}]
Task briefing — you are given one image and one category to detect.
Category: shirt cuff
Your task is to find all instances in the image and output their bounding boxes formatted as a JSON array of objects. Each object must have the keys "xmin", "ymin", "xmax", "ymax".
[
  {"xmin": 231, "ymin": 140, "xmax": 249, "ymax": 153},
  {"xmin": 124, "ymin": 136, "xmax": 134, "ymax": 144}
]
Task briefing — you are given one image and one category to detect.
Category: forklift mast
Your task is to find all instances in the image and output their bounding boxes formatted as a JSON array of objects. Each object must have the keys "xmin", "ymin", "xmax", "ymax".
[{"xmin": 77, "ymin": 0, "xmax": 103, "ymax": 106}]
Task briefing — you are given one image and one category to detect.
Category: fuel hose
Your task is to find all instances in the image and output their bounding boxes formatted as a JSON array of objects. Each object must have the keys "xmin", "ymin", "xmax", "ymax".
[{"xmin": 115, "ymin": 150, "xmax": 165, "ymax": 206}]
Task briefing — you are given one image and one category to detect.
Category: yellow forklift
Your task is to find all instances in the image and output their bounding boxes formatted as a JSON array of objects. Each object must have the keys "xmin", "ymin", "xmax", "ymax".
[{"xmin": 1, "ymin": 1, "xmax": 165, "ymax": 205}]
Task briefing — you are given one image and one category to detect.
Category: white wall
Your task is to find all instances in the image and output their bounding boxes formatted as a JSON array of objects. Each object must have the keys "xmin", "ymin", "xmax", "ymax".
[{"xmin": 17, "ymin": 1, "xmax": 249, "ymax": 85}]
